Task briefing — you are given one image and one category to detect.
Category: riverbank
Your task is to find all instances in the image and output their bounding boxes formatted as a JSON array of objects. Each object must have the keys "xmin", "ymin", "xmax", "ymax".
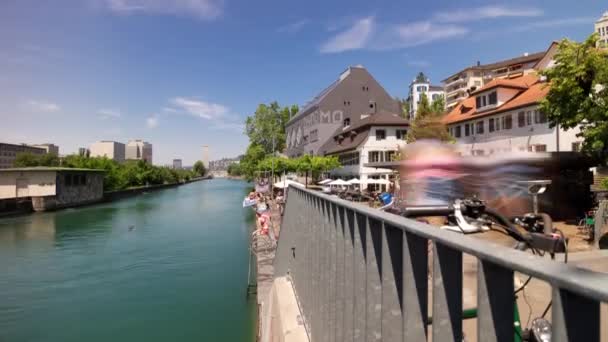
[{"xmin": 0, "ymin": 176, "xmax": 212, "ymax": 217}]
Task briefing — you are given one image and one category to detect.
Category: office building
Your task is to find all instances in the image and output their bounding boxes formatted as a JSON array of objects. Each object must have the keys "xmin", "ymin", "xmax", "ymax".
[
  {"xmin": 0, "ymin": 143, "xmax": 46, "ymax": 169},
  {"xmin": 89, "ymin": 141, "xmax": 125, "ymax": 163},
  {"xmin": 126, "ymin": 140, "xmax": 153, "ymax": 164},
  {"xmin": 202, "ymin": 146, "xmax": 209, "ymax": 168},
  {"xmin": 31, "ymin": 144, "xmax": 59, "ymax": 155},
  {"xmin": 596, "ymin": 11, "xmax": 608, "ymax": 48},
  {"xmin": 173, "ymin": 159, "xmax": 182, "ymax": 169}
]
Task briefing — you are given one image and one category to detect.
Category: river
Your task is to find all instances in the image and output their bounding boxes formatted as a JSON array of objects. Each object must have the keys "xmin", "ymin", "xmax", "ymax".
[{"xmin": 0, "ymin": 179, "xmax": 256, "ymax": 341}]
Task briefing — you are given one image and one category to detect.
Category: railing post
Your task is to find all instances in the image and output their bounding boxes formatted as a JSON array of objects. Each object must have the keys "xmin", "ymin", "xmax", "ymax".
[
  {"xmin": 342, "ymin": 208, "xmax": 355, "ymax": 341},
  {"xmin": 353, "ymin": 212, "xmax": 367, "ymax": 342},
  {"xmin": 432, "ymin": 242, "xmax": 462, "ymax": 342},
  {"xmin": 366, "ymin": 217, "xmax": 383, "ymax": 342},
  {"xmin": 477, "ymin": 260, "xmax": 514, "ymax": 342},
  {"xmin": 382, "ymin": 223, "xmax": 403, "ymax": 342},
  {"xmin": 334, "ymin": 206, "xmax": 346, "ymax": 342},
  {"xmin": 403, "ymin": 231, "xmax": 428, "ymax": 341},
  {"xmin": 552, "ymin": 288, "xmax": 600, "ymax": 342}
]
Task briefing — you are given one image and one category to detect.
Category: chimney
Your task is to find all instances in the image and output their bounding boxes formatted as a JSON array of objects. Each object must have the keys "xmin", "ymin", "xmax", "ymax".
[{"xmin": 476, "ymin": 61, "xmax": 481, "ymax": 66}]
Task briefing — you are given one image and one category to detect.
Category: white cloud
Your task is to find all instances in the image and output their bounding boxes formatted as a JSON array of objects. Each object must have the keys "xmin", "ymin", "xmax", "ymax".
[
  {"xmin": 511, "ymin": 17, "xmax": 594, "ymax": 32},
  {"xmin": 320, "ymin": 17, "xmax": 374, "ymax": 53},
  {"xmin": 97, "ymin": 108, "xmax": 121, "ymax": 118},
  {"xmin": 380, "ymin": 21, "xmax": 468, "ymax": 49},
  {"xmin": 278, "ymin": 19, "xmax": 310, "ymax": 33},
  {"xmin": 104, "ymin": 0, "xmax": 223, "ymax": 20},
  {"xmin": 169, "ymin": 97, "xmax": 229, "ymax": 120},
  {"xmin": 434, "ymin": 5, "xmax": 543, "ymax": 23},
  {"xmin": 146, "ymin": 115, "xmax": 159, "ymax": 128},
  {"xmin": 26, "ymin": 100, "xmax": 60, "ymax": 113},
  {"xmin": 407, "ymin": 60, "xmax": 431, "ymax": 68}
]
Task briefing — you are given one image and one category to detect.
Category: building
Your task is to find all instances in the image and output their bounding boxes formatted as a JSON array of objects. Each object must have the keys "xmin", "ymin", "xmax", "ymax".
[
  {"xmin": 320, "ymin": 110, "xmax": 409, "ymax": 191},
  {"xmin": 89, "ymin": 141, "xmax": 125, "ymax": 162},
  {"xmin": 173, "ymin": 159, "xmax": 182, "ymax": 169},
  {"xmin": 209, "ymin": 157, "xmax": 240, "ymax": 171},
  {"xmin": 126, "ymin": 140, "xmax": 153, "ymax": 164},
  {"xmin": 443, "ymin": 51, "xmax": 546, "ymax": 110},
  {"xmin": 285, "ymin": 65, "xmax": 400, "ymax": 157},
  {"xmin": 595, "ymin": 11, "xmax": 608, "ymax": 48},
  {"xmin": 0, "ymin": 143, "xmax": 46, "ymax": 169},
  {"xmin": 443, "ymin": 74, "xmax": 582, "ymax": 156},
  {"xmin": 31, "ymin": 144, "xmax": 59, "ymax": 155},
  {"xmin": 0, "ymin": 167, "xmax": 105, "ymax": 211},
  {"xmin": 78, "ymin": 147, "xmax": 89, "ymax": 157},
  {"xmin": 407, "ymin": 76, "xmax": 445, "ymax": 120},
  {"xmin": 202, "ymin": 145, "xmax": 209, "ymax": 168}
]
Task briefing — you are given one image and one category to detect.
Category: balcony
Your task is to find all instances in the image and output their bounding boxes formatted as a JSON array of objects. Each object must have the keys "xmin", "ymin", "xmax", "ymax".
[{"xmin": 444, "ymin": 76, "xmax": 466, "ymax": 88}]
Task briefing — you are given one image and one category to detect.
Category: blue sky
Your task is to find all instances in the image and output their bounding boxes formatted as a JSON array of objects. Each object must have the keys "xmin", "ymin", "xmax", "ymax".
[{"xmin": 0, "ymin": 0, "xmax": 603, "ymax": 165}]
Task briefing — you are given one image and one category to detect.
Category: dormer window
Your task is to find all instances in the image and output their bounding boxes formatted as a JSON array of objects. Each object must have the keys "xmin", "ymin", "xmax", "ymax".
[
  {"xmin": 476, "ymin": 91, "xmax": 497, "ymax": 110},
  {"xmin": 343, "ymin": 118, "xmax": 351, "ymax": 127}
]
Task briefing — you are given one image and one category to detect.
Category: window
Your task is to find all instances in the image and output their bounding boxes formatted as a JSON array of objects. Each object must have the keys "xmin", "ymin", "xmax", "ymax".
[
  {"xmin": 343, "ymin": 118, "xmax": 350, "ymax": 127},
  {"xmin": 482, "ymin": 96, "xmax": 487, "ymax": 107},
  {"xmin": 534, "ymin": 110, "xmax": 547, "ymax": 124},
  {"xmin": 396, "ymin": 129, "xmax": 407, "ymax": 140},
  {"xmin": 472, "ymin": 149, "xmax": 485, "ymax": 156},
  {"xmin": 369, "ymin": 151, "xmax": 383, "ymax": 163},
  {"xmin": 529, "ymin": 144, "xmax": 547, "ymax": 152},
  {"xmin": 375, "ymin": 129, "xmax": 386, "ymax": 141},
  {"xmin": 518, "ymin": 111, "xmax": 526, "ymax": 127},
  {"xmin": 432, "ymin": 94, "xmax": 440, "ymax": 101},
  {"xmin": 465, "ymin": 123, "xmax": 470, "ymax": 136},
  {"xmin": 474, "ymin": 80, "xmax": 481, "ymax": 86},
  {"xmin": 572, "ymin": 142, "xmax": 582, "ymax": 152},
  {"xmin": 338, "ymin": 152, "xmax": 360, "ymax": 166},
  {"xmin": 489, "ymin": 118, "xmax": 495, "ymax": 132},
  {"xmin": 502, "ymin": 115, "xmax": 513, "ymax": 130},
  {"xmin": 476, "ymin": 121, "xmax": 484, "ymax": 134},
  {"xmin": 385, "ymin": 151, "xmax": 396, "ymax": 161},
  {"xmin": 454, "ymin": 125, "xmax": 461, "ymax": 138},
  {"xmin": 488, "ymin": 91, "xmax": 497, "ymax": 105},
  {"xmin": 476, "ymin": 96, "xmax": 482, "ymax": 108},
  {"xmin": 310, "ymin": 129, "xmax": 318, "ymax": 142},
  {"xmin": 416, "ymin": 86, "xmax": 427, "ymax": 92},
  {"xmin": 526, "ymin": 111, "xmax": 532, "ymax": 125}
]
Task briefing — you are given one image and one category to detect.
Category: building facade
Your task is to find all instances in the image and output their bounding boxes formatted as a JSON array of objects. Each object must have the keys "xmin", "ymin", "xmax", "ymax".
[
  {"xmin": 407, "ymin": 77, "xmax": 444, "ymax": 120},
  {"xmin": 443, "ymin": 75, "xmax": 582, "ymax": 156},
  {"xmin": 596, "ymin": 11, "xmax": 608, "ymax": 48},
  {"xmin": 31, "ymin": 144, "xmax": 59, "ymax": 155},
  {"xmin": 0, "ymin": 167, "xmax": 104, "ymax": 211},
  {"xmin": 320, "ymin": 111, "xmax": 409, "ymax": 191},
  {"xmin": 0, "ymin": 143, "xmax": 46, "ymax": 169},
  {"xmin": 285, "ymin": 65, "xmax": 400, "ymax": 157},
  {"xmin": 126, "ymin": 140, "xmax": 153, "ymax": 164},
  {"xmin": 443, "ymin": 51, "xmax": 545, "ymax": 110},
  {"xmin": 173, "ymin": 159, "xmax": 182, "ymax": 169},
  {"xmin": 202, "ymin": 146, "xmax": 209, "ymax": 169},
  {"xmin": 90, "ymin": 141, "xmax": 126, "ymax": 163}
]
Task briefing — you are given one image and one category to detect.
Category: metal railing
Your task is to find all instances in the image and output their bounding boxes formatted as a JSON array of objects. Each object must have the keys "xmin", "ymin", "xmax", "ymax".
[{"xmin": 274, "ymin": 185, "xmax": 608, "ymax": 342}]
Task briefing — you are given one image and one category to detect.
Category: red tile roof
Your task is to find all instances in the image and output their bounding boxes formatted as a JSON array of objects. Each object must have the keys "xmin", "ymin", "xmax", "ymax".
[{"xmin": 442, "ymin": 75, "xmax": 549, "ymax": 125}]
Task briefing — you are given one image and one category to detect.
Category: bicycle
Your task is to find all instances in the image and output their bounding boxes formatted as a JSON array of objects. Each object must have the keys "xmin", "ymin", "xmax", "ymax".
[
  {"xmin": 385, "ymin": 197, "xmax": 567, "ymax": 342},
  {"xmin": 577, "ymin": 209, "xmax": 596, "ymax": 242}
]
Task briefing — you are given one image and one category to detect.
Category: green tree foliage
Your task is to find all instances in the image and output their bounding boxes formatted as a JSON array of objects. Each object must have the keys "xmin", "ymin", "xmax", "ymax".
[
  {"xmin": 14, "ymin": 152, "xmax": 60, "ymax": 167},
  {"xmin": 193, "ymin": 160, "xmax": 206, "ymax": 176},
  {"xmin": 539, "ymin": 34, "xmax": 608, "ymax": 161},
  {"xmin": 407, "ymin": 96, "xmax": 452, "ymax": 143},
  {"xmin": 244, "ymin": 102, "xmax": 299, "ymax": 155},
  {"xmin": 395, "ymin": 97, "xmax": 410, "ymax": 118},
  {"xmin": 416, "ymin": 93, "xmax": 432, "ymax": 117},
  {"xmin": 238, "ymin": 144, "xmax": 267, "ymax": 181},
  {"xmin": 16, "ymin": 153, "xmax": 198, "ymax": 191},
  {"xmin": 227, "ymin": 163, "xmax": 242, "ymax": 176},
  {"xmin": 430, "ymin": 94, "xmax": 446, "ymax": 114},
  {"xmin": 415, "ymin": 72, "xmax": 428, "ymax": 83}
]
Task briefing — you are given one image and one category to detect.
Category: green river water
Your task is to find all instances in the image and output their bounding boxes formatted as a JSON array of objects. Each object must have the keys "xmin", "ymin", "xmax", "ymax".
[{"xmin": 0, "ymin": 179, "xmax": 257, "ymax": 341}]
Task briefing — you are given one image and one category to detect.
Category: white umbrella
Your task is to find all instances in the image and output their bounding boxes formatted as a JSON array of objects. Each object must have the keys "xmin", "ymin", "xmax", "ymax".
[
  {"xmin": 273, "ymin": 179, "xmax": 304, "ymax": 189},
  {"xmin": 347, "ymin": 178, "xmax": 361, "ymax": 184},
  {"xmin": 318, "ymin": 179, "xmax": 333, "ymax": 185},
  {"xmin": 328, "ymin": 179, "xmax": 350, "ymax": 186}
]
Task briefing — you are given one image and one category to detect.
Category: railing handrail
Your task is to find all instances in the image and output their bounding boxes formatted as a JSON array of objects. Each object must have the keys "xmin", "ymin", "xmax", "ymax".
[
  {"xmin": 274, "ymin": 185, "xmax": 608, "ymax": 341},
  {"xmin": 285, "ymin": 185, "xmax": 608, "ymax": 302}
]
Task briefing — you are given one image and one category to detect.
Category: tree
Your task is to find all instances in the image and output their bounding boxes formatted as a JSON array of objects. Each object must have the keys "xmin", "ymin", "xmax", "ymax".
[
  {"xmin": 416, "ymin": 93, "xmax": 432, "ymax": 118},
  {"xmin": 13, "ymin": 152, "xmax": 60, "ymax": 167},
  {"xmin": 430, "ymin": 95, "xmax": 446, "ymax": 114},
  {"xmin": 415, "ymin": 72, "xmax": 428, "ymax": 83},
  {"xmin": 539, "ymin": 34, "xmax": 608, "ymax": 162},
  {"xmin": 395, "ymin": 97, "xmax": 410, "ymax": 118},
  {"xmin": 244, "ymin": 102, "xmax": 299, "ymax": 155},
  {"xmin": 193, "ymin": 161, "xmax": 206, "ymax": 176}
]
